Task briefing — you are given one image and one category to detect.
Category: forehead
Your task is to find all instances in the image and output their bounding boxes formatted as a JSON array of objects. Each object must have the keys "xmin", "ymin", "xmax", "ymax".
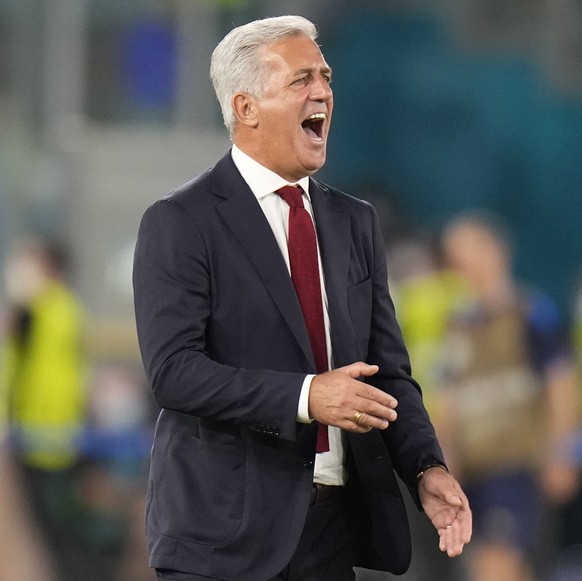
[
  {"xmin": 446, "ymin": 224, "xmax": 503, "ymax": 255},
  {"xmin": 261, "ymin": 34, "xmax": 330, "ymax": 74}
]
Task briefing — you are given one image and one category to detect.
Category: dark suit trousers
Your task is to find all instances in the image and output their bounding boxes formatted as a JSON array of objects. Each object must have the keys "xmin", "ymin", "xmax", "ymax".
[{"xmin": 155, "ymin": 489, "xmax": 356, "ymax": 581}]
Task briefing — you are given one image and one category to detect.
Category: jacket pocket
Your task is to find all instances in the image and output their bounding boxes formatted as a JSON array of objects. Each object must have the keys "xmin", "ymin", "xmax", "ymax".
[{"xmin": 153, "ymin": 431, "xmax": 245, "ymax": 545}]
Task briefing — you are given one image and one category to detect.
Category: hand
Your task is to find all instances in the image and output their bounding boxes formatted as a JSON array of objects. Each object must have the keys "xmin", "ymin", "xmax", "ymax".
[
  {"xmin": 418, "ymin": 467, "xmax": 472, "ymax": 557},
  {"xmin": 308, "ymin": 362, "xmax": 398, "ymax": 434}
]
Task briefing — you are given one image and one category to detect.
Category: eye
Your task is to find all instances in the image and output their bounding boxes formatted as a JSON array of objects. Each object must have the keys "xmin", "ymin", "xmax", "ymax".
[{"xmin": 291, "ymin": 76, "xmax": 309, "ymax": 87}]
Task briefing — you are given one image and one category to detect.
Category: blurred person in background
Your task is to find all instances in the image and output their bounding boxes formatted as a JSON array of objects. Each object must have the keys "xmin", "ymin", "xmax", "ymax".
[
  {"xmin": 546, "ymin": 279, "xmax": 582, "ymax": 581},
  {"xmin": 391, "ymin": 236, "xmax": 470, "ymax": 581},
  {"xmin": 0, "ymin": 238, "xmax": 88, "ymax": 581},
  {"xmin": 0, "ymin": 443, "xmax": 58, "ymax": 581},
  {"xmin": 392, "ymin": 235, "xmax": 468, "ymax": 419},
  {"xmin": 133, "ymin": 14, "xmax": 471, "ymax": 581},
  {"xmin": 79, "ymin": 364, "xmax": 156, "ymax": 581},
  {"xmin": 437, "ymin": 212, "xmax": 580, "ymax": 581}
]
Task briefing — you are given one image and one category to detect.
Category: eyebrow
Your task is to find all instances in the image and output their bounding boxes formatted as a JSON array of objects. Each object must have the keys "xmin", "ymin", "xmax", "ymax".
[{"xmin": 293, "ymin": 66, "xmax": 333, "ymax": 77}]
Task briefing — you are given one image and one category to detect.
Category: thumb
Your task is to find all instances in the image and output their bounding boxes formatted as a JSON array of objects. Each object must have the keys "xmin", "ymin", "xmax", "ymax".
[
  {"xmin": 445, "ymin": 493, "xmax": 463, "ymax": 507},
  {"xmin": 339, "ymin": 362, "xmax": 380, "ymax": 379}
]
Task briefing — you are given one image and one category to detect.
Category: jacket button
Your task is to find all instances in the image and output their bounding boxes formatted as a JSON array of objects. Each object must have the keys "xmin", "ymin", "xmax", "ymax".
[{"xmin": 304, "ymin": 460, "xmax": 314, "ymax": 469}]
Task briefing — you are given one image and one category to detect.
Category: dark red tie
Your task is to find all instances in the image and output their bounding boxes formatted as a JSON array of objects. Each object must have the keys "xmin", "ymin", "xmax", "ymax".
[{"xmin": 277, "ymin": 185, "xmax": 329, "ymax": 453}]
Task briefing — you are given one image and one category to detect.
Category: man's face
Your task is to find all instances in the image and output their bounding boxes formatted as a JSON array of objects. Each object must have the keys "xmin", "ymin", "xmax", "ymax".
[
  {"xmin": 236, "ymin": 34, "xmax": 333, "ymax": 182},
  {"xmin": 444, "ymin": 224, "xmax": 507, "ymax": 291}
]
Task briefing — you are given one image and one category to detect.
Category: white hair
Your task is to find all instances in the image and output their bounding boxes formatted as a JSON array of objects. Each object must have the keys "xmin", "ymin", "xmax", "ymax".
[{"xmin": 210, "ymin": 15, "xmax": 318, "ymax": 135}]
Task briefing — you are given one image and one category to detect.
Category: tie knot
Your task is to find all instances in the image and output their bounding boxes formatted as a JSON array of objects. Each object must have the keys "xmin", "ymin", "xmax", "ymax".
[{"xmin": 277, "ymin": 185, "xmax": 304, "ymax": 208}]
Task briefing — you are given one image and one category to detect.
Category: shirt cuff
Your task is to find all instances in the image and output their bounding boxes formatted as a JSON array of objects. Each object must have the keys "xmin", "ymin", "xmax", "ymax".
[{"xmin": 297, "ymin": 374, "xmax": 315, "ymax": 424}]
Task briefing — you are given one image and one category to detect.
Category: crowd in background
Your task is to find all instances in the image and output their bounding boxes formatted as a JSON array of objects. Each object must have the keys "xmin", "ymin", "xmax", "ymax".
[
  {"xmin": 390, "ymin": 211, "xmax": 582, "ymax": 581},
  {"xmin": 1, "ymin": 206, "xmax": 581, "ymax": 581},
  {"xmin": 0, "ymin": 239, "xmax": 155, "ymax": 581}
]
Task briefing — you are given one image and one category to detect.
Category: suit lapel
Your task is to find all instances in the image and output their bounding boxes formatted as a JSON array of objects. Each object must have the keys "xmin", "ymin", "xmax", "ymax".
[
  {"xmin": 310, "ymin": 180, "xmax": 356, "ymax": 367},
  {"xmin": 213, "ymin": 154, "xmax": 315, "ymax": 369}
]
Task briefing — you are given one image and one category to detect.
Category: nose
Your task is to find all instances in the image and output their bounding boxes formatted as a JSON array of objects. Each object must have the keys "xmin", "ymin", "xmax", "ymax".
[{"xmin": 310, "ymin": 75, "xmax": 333, "ymax": 103}]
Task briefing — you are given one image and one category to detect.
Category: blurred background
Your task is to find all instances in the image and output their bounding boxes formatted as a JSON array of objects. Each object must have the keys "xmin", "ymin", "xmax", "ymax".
[{"xmin": 1, "ymin": 0, "xmax": 582, "ymax": 580}]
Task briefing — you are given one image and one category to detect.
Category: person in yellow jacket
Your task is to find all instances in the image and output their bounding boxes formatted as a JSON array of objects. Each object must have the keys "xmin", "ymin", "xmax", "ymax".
[
  {"xmin": 1, "ymin": 239, "xmax": 86, "ymax": 467},
  {"xmin": 1, "ymin": 238, "xmax": 87, "ymax": 580},
  {"xmin": 391, "ymin": 237, "xmax": 468, "ymax": 419}
]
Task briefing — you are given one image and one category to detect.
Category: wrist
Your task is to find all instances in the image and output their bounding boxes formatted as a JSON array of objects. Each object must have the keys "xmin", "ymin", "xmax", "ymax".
[
  {"xmin": 297, "ymin": 375, "xmax": 315, "ymax": 423},
  {"xmin": 416, "ymin": 462, "xmax": 449, "ymax": 481}
]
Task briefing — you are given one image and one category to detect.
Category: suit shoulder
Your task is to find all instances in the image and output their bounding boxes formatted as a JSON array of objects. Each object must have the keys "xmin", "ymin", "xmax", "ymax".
[
  {"xmin": 311, "ymin": 179, "xmax": 375, "ymax": 213},
  {"xmin": 136, "ymin": 166, "xmax": 216, "ymax": 235},
  {"xmin": 163, "ymin": 165, "xmax": 215, "ymax": 207},
  {"xmin": 142, "ymin": 151, "xmax": 231, "ymax": 221},
  {"xmin": 138, "ymin": 151, "xmax": 240, "ymax": 233}
]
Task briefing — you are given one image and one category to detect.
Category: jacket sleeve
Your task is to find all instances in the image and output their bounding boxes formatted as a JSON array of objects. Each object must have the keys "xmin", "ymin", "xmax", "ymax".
[
  {"xmin": 364, "ymin": 205, "xmax": 446, "ymax": 494},
  {"xmin": 132, "ymin": 198, "xmax": 305, "ymax": 441}
]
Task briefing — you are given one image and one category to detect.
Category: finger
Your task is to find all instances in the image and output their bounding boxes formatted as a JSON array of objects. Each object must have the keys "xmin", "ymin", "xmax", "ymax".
[
  {"xmin": 345, "ymin": 401, "xmax": 400, "ymax": 432},
  {"xmin": 349, "ymin": 424, "xmax": 374, "ymax": 434},
  {"xmin": 356, "ymin": 408, "xmax": 397, "ymax": 429},
  {"xmin": 356, "ymin": 398, "xmax": 398, "ymax": 423},
  {"xmin": 338, "ymin": 362, "xmax": 379, "ymax": 379},
  {"xmin": 444, "ymin": 493, "xmax": 463, "ymax": 508},
  {"xmin": 430, "ymin": 500, "xmax": 470, "ymax": 532},
  {"xmin": 355, "ymin": 383, "xmax": 399, "ymax": 410},
  {"xmin": 347, "ymin": 388, "xmax": 399, "ymax": 427},
  {"xmin": 437, "ymin": 507, "xmax": 472, "ymax": 552},
  {"xmin": 350, "ymin": 396, "xmax": 398, "ymax": 430},
  {"xmin": 456, "ymin": 507, "xmax": 473, "ymax": 545},
  {"xmin": 438, "ymin": 522, "xmax": 465, "ymax": 557},
  {"xmin": 349, "ymin": 411, "xmax": 391, "ymax": 431},
  {"xmin": 424, "ymin": 472, "xmax": 466, "ymax": 509}
]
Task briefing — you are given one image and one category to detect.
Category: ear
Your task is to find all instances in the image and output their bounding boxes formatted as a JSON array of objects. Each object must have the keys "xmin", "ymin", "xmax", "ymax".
[{"xmin": 232, "ymin": 93, "xmax": 259, "ymax": 128}]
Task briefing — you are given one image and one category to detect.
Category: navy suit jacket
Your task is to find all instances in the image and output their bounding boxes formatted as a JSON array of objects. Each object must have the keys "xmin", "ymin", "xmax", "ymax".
[{"xmin": 133, "ymin": 151, "xmax": 445, "ymax": 580}]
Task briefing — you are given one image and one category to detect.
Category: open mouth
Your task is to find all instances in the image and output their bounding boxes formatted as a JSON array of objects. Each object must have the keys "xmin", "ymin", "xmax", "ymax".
[{"xmin": 301, "ymin": 112, "xmax": 326, "ymax": 140}]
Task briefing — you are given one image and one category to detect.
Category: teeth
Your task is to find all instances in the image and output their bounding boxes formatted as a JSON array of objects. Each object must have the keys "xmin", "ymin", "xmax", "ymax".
[{"xmin": 305, "ymin": 113, "xmax": 326, "ymax": 121}]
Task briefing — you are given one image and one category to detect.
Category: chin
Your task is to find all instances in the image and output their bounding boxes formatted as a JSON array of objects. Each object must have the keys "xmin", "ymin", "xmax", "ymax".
[{"xmin": 303, "ymin": 151, "xmax": 327, "ymax": 172}]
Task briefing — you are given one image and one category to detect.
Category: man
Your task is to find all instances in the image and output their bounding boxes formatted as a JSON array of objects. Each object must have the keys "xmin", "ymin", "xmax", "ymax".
[{"xmin": 133, "ymin": 15, "xmax": 471, "ymax": 581}]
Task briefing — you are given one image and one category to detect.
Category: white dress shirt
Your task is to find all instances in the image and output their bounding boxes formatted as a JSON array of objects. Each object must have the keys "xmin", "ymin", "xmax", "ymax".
[{"xmin": 231, "ymin": 144, "xmax": 347, "ymax": 486}]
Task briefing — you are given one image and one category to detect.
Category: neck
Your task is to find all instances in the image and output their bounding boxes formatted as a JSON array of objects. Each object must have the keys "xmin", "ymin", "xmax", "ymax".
[{"xmin": 478, "ymin": 276, "xmax": 514, "ymax": 309}]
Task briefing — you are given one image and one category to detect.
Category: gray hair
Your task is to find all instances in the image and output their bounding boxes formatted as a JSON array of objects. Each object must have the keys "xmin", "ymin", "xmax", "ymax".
[{"xmin": 210, "ymin": 15, "xmax": 318, "ymax": 135}]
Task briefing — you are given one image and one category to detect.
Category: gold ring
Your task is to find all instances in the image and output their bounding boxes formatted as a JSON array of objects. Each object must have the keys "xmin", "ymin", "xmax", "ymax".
[{"xmin": 353, "ymin": 411, "xmax": 363, "ymax": 425}]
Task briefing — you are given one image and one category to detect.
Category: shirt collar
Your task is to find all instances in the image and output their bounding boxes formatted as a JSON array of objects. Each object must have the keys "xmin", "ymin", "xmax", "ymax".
[{"xmin": 231, "ymin": 144, "xmax": 311, "ymax": 201}]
